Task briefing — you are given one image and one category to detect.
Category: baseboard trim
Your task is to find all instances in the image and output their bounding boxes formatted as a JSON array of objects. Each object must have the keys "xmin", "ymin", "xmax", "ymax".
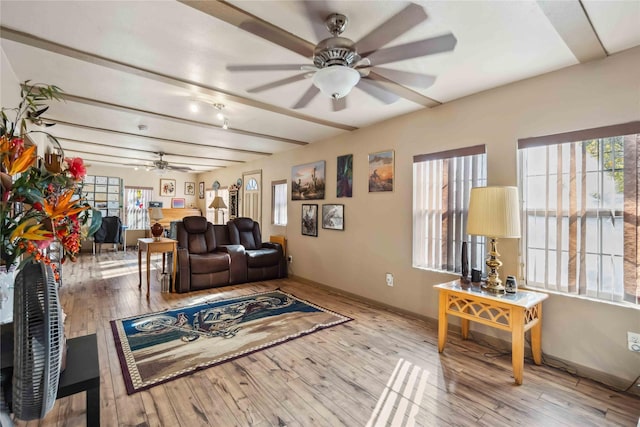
[{"xmin": 289, "ymin": 275, "xmax": 640, "ymax": 397}]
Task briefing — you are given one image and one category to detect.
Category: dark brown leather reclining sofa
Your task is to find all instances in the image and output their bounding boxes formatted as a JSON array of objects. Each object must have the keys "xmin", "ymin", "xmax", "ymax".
[{"xmin": 174, "ymin": 216, "xmax": 286, "ymax": 293}]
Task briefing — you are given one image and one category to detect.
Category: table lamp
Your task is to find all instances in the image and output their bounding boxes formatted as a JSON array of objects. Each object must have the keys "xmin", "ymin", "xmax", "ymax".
[
  {"xmin": 466, "ymin": 186, "xmax": 521, "ymax": 292},
  {"xmin": 150, "ymin": 207, "xmax": 164, "ymax": 241},
  {"xmin": 209, "ymin": 196, "xmax": 227, "ymax": 224}
]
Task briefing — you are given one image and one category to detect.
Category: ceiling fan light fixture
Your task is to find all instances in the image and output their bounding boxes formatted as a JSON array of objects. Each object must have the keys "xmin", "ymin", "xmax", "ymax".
[{"xmin": 312, "ymin": 66, "xmax": 360, "ymax": 99}]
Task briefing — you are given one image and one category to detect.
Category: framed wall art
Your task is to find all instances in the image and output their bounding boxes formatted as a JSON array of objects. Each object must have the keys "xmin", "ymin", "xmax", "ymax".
[
  {"xmin": 160, "ymin": 178, "xmax": 176, "ymax": 197},
  {"xmin": 337, "ymin": 154, "xmax": 353, "ymax": 198},
  {"xmin": 185, "ymin": 181, "xmax": 195, "ymax": 196},
  {"xmin": 199, "ymin": 182, "xmax": 205, "ymax": 199},
  {"xmin": 322, "ymin": 204, "xmax": 344, "ymax": 230},
  {"xmin": 291, "ymin": 160, "xmax": 325, "ymax": 200},
  {"xmin": 171, "ymin": 198, "xmax": 185, "ymax": 209},
  {"xmin": 301, "ymin": 204, "xmax": 318, "ymax": 237},
  {"xmin": 368, "ymin": 150, "xmax": 394, "ymax": 192}
]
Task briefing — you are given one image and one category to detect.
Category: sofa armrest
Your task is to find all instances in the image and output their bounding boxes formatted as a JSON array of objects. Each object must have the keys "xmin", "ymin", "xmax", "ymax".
[
  {"xmin": 175, "ymin": 247, "xmax": 191, "ymax": 293},
  {"xmin": 261, "ymin": 242, "xmax": 283, "ymax": 256},
  {"xmin": 261, "ymin": 242, "xmax": 286, "ymax": 278},
  {"xmin": 217, "ymin": 244, "xmax": 247, "ymax": 284}
]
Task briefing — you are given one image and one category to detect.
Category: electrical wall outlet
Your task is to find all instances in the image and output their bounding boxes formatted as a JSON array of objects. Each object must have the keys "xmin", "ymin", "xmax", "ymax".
[
  {"xmin": 287, "ymin": 255, "xmax": 293, "ymax": 263},
  {"xmin": 628, "ymin": 331, "xmax": 640, "ymax": 352},
  {"xmin": 386, "ymin": 273, "xmax": 394, "ymax": 287}
]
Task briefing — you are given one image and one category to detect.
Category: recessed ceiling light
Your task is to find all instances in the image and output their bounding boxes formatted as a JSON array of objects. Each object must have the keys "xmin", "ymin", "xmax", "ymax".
[{"xmin": 190, "ymin": 102, "xmax": 199, "ymax": 113}]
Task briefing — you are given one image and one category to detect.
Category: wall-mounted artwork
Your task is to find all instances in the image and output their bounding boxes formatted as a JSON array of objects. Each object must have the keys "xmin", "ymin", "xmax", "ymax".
[
  {"xmin": 198, "ymin": 182, "xmax": 205, "ymax": 199},
  {"xmin": 185, "ymin": 181, "xmax": 195, "ymax": 196},
  {"xmin": 292, "ymin": 160, "xmax": 325, "ymax": 200},
  {"xmin": 322, "ymin": 204, "xmax": 344, "ymax": 230},
  {"xmin": 368, "ymin": 150, "xmax": 394, "ymax": 192},
  {"xmin": 160, "ymin": 178, "xmax": 176, "ymax": 197},
  {"xmin": 171, "ymin": 198, "xmax": 185, "ymax": 209},
  {"xmin": 337, "ymin": 154, "xmax": 353, "ymax": 198},
  {"xmin": 301, "ymin": 204, "xmax": 318, "ymax": 237}
]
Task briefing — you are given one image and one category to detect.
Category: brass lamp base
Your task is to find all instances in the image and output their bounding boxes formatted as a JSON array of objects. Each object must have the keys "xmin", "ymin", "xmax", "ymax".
[{"xmin": 481, "ymin": 237, "xmax": 505, "ymax": 293}]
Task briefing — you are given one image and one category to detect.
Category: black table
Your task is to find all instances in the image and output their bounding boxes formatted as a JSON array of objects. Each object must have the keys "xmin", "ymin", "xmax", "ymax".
[{"xmin": 1, "ymin": 326, "xmax": 100, "ymax": 426}]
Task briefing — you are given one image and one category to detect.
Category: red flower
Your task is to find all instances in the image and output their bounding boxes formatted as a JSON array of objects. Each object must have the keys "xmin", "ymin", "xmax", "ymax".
[
  {"xmin": 33, "ymin": 201, "xmax": 43, "ymax": 211},
  {"xmin": 66, "ymin": 157, "xmax": 86, "ymax": 180}
]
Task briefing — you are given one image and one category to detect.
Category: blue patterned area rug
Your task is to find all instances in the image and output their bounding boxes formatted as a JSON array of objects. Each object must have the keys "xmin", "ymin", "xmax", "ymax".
[{"xmin": 110, "ymin": 289, "xmax": 351, "ymax": 394}]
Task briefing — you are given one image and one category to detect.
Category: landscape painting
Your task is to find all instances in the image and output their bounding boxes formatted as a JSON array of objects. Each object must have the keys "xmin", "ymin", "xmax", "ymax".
[
  {"xmin": 336, "ymin": 154, "xmax": 353, "ymax": 198},
  {"xmin": 368, "ymin": 150, "xmax": 394, "ymax": 192},
  {"xmin": 291, "ymin": 160, "xmax": 325, "ymax": 200}
]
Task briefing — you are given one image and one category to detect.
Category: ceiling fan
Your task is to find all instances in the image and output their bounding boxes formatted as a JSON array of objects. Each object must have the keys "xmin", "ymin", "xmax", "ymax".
[
  {"xmin": 140, "ymin": 152, "xmax": 193, "ymax": 173},
  {"xmin": 226, "ymin": 2, "xmax": 457, "ymax": 111}
]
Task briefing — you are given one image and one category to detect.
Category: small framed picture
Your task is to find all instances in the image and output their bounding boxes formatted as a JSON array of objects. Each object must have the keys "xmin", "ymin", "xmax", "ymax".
[
  {"xmin": 199, "ymin": 182, "xmax": 205, "ymax": 199},
  {"xmin": 171, "ymin": 198, "xmax": 185, "ymax": 209},
  {"xmin": 160, "ymin": 178, "xmax": 176, "ymax": 197},
  {"xmin": 368, "ymin": 150, "xmax": 394, "ymax": 192},
  {"xmin": 301, "ymin": 204, "xmax": 318, "ymax": 237},
  {"xmin": 185, "ymin": 181, "xmax": 195, "ymax": 196},
  {"xmin": 322, "ymin": 204, "xmax": 344, "ymax": 230}
]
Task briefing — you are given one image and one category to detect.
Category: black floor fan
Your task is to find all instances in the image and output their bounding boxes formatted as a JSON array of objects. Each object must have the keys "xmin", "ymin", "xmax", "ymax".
[{"xmin": 11, "ymin": 261, "xmax": 64, "ymax": 421}]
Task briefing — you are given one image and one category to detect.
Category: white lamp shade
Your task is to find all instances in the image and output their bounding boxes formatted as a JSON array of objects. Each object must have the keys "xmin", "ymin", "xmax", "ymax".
[
  {"xmin": 312, "ymin": 66, "xmax": 360, "ymax": 99},
  {"xmin": 467, "ymin": 186, "xmax": 521, "ymax": 238},
  {"xmin": 150, "ymin": 207, "xmax": 164, "ymax": 221}
]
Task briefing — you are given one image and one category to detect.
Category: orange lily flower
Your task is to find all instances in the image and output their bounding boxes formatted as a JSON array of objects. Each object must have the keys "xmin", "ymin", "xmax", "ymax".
[{"xmin": 43, "ymin": 189, "xmax": 89, "ymax": 219}]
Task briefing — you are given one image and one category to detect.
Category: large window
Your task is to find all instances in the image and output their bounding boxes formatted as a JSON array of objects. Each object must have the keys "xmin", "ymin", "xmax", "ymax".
[
  {"xmin": 272, "ymin": 180, "xmax": 287, "ymax": 226},
  {"xmin": 413, "ymin": 145, "xmax": 487, "ymax": 273},
  {"xmin": 124, "ymin": 186, "xmax": 152, "ymax": 230},
  {"xmin": 518, "ymin": 122, "xmax": 640, "ymax": 305}
]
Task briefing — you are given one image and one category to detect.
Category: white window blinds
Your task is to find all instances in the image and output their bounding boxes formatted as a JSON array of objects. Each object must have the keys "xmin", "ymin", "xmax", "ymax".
[
  {"xmin": 518, "ymin": 122, "xmax": 640, "ymax": 304},
  {"xmin": 124, "ymin": 186, "xmax": 152, "ymax": 230},
  {"xmin": 413, "ymin": 145, "xmax": 487, "ymax": 273},
  {"xmin": 272, "ymin": 181, "xmax": 287, "ymax": 226}
]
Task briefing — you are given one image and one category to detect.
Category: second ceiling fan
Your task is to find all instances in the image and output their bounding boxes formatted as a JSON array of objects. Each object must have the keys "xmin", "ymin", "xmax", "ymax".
[{"xmin": 225, "ymin": 2, "xmax": 457, "ymax": 111}]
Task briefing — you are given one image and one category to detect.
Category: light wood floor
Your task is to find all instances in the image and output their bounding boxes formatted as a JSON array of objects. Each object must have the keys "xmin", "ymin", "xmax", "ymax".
[{"xmin": 14, "ymin": 251, "xmax": 640, "ymax": 426}]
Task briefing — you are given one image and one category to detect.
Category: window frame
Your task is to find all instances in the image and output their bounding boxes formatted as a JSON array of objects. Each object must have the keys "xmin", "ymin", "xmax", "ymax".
[
  {"xmin": 272, "ymin": 179, "xmax": 287, "ymax": 226},
  {"xmin": 123, "ymin": 186, "xmax": 153, "ymax": 231},
  {"xmin": 517, "ymin": 121, "xmax": 640, "ymax": 305},
  {"xmin": 412, "ymin": 145, "xmax": 487, "ymax": 274}
]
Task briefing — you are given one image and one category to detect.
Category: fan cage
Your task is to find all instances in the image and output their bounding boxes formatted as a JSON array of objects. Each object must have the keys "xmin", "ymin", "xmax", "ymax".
[{"xmin": 12, "ymin": 262, "xmax": 63, "ymax": 420}]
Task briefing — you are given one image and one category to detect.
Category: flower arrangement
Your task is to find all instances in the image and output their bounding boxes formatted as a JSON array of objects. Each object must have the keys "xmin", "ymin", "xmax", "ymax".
[{"xmin": 1, "ymin": 81, "xmax": 100, "ymax": 278}]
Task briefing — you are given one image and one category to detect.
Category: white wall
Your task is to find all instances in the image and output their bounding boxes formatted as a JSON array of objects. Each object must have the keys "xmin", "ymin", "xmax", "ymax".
[{"xmin": 198, "ymin": 46, "xmax": 640, "ymax": 388}]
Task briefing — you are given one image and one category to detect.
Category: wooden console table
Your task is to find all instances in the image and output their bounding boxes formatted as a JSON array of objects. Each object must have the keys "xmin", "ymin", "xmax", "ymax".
[
  {"xmin": 434, "ymin": 280, "xmax": 548, "ymax": 384},
  {"xmin": 137, "ymin": 237, "xmax": 177, "ymax": 297}
]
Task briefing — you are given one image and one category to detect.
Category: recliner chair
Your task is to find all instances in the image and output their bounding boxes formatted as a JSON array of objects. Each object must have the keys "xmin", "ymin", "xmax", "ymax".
[
  {"xmin": 175, "ymin": 216, "xmax": 231, "ymax": 293},
  {"xmin": 227, "ymin": 217, "xmax": 286, "ymax": 281}
]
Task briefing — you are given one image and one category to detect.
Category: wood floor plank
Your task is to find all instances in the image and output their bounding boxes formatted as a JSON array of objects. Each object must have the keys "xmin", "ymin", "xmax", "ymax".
[{"xmin": 7, "ymin": 252, "xmax": 639, "ymax": 426}]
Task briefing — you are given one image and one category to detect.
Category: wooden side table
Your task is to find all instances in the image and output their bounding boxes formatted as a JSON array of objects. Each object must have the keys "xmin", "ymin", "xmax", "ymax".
[
  {"xmin": 434, "ymin": 280, "xmax": 548, "ymax": 384},
  {"xmin": 137, "ymin": 237, "xmax": 177, "ymax": 298}
]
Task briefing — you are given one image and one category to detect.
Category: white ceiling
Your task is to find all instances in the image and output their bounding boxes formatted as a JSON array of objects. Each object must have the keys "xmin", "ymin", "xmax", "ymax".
[{"xmin": 1, "ymin": 0, "xmax": 639, "ymax": 172}]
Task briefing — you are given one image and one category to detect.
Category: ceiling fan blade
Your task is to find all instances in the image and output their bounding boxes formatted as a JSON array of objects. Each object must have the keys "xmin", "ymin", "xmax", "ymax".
[
  {"xmin": 356, "ymin": 79, "xmax": 401, "ymax": 104},
  {"xmin": 168, "ymin": 165, "xmax": 193, "ymax": 172},
  {"xmin": 301, "ymin": 0, "xmax": 332, "ymax": 42},
  {"xmin": 332, "ymin": 97, "xmax": 347, "ymax": 112},
  {"xmin": 227, "ymin": 64, "xmax": 309, "ymax": 72},
  {"xmin": 239, "ymin": 20, "xmax": 315, "ymax": 58},
  {"xmin": 355, "ymin": 3, "xmax": 428, "ymax": 55},
  {"xmin": 365, "ymin": 33, "xmax": 457, "ymax": 66},
  {"xmin": 366, "ymin": 71, "xmax": 441, "ymax": 107},
  {"xmin": 247, "ymin": 73, "xmax": 309, "ymax": 93},
  {"xmin": 292, "ymin": 85, "xmax": 320, "ymax": 109},
  {"xmin": 180, "ymin": 0, "xmax": 315, "ymax": 58},
  {"xmin": 368, "ymin": 67, "xmax": 436, "ymax": 89}
]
